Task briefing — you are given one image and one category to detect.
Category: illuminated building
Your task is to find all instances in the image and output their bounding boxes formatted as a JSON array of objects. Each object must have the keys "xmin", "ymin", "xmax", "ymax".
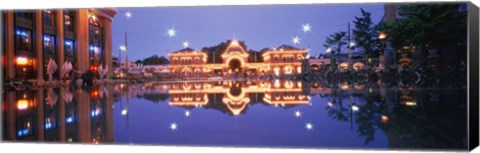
[
  {"xmin": 168, "ymin": 40, "xmax": 307, "ymax": 78},
  {"xmin": 1, "ymin": 9, "xmax": 117, "ymax": 82}
]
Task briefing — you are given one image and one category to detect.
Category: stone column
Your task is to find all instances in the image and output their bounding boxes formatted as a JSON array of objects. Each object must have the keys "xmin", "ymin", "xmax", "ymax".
[
  {"xmin": 102, "ymin": 17, "xmax": 113, "ymax": 79},
  {"xmin": 5, "ymin": 12, "xmax": 15, "ymax": 79},
  {"xmin": 75, "ymin": 9, "xmax": 89, "ymax": 73},
  {"xmin": 56, "ymin": 10, "xmax": 65, "ymax": 79},
  {"xmin": 35, "ymin": 10, "xmax": 44, "ymax": 82}
]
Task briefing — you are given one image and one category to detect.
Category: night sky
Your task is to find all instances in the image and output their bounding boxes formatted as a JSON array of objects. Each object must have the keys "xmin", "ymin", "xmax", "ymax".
[{"xmin": 111, "ymin": 3, "xmax": 384, "ymax": 61}]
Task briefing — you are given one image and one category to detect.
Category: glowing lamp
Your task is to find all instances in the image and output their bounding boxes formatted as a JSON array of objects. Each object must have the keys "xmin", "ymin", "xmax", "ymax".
[
  {"xmin": 17, "ymin": 99, "xmax": 29, "ymax": 110},
  {"xmin": 16, "ymin": 57, "xmax": 29, "ymax": 65},
  {"xmin": 381, "ymin": 115, "xmax": 389, "ymax": 123},
  {"xmin": 378, "ymin": 32, "xmax": 387, "ymax": 40},
  {"xmin": 403, "ymin": 101, "xmax": 417, "ymax": 106},
  {"xmin": 351, "ymin": 105, "xmax": 359, "ymax": 111},
  {"xmin": 119, "ymin": 45, "xmax": 127, "ymax": 51}
]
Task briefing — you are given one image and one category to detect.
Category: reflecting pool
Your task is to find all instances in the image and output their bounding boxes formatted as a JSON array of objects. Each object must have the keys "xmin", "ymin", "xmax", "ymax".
[{"xmin": 2, "ymin": 80, "xmax": 467, "ymax": 150}]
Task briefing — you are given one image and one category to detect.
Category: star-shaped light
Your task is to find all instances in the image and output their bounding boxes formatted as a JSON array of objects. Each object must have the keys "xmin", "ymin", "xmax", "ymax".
[
  {"xmin": 185, "ymin": 110, "xmax": 191, "ymax": 117},
  {"xmin": 182, "ymin": 40, "xmax": 189, "ymax": 48},
  {"xmin": 294, "ymin": 110, "xmax": 302, "ymax": 118},
  {"xmin": 169, "ymin": 122, "xmax": 178, "ymax": 131},
  {"xmin": 302, "ymin": 23, "xmax": 312, "ymax": 33},
  {"xmin": 125, "ymin": 11, "xmax": 132, "ymax": 19},
  {"xmin": 292, "ymin": 36, "xmax": 301, "ymax": 45},
  {"xmin": 305, "ymin": 123, "xmax": 314, "ymax": 130},
  {"xmin": 167, "ymin": 28, "xmax": 176, "ymax": 37}
]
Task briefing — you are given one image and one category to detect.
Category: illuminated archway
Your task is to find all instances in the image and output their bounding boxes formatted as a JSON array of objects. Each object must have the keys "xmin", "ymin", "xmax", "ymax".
[{"xmin": 228, "ymin": 59, "xmax": 242, "ymax": 72}]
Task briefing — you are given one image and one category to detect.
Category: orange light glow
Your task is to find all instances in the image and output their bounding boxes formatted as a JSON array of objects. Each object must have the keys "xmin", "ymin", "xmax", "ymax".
[
  {"xmin": 378, "ymin": 32, "xmax": 387, "ymax": 40},
  {"xmin": 17, "ymin": 99, "xmax": 29, "ymax": 110},
  {"xmin": 91, "ymin": 90, "xmax": 99, "ymax": 98},
  {"xmin": 16, "ymin": 57, "xmax": 29, "ymax": 65},
  {"xmin": 381, "ymin": 115, "xmax": 389, "ymax": 123},
  {"xmin": 340, "ymin": 82, "xmax": 350, "ymax": 90}
]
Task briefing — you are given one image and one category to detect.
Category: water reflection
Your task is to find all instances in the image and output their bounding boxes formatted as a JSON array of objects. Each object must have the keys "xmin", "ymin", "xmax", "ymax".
[
  {"xmin": 2, "ymin": 86, "xmax": 114, "ymax": 144},
  {"xmin": 2, "ymin": 79, "xmax": 467, "ymax": 149}
]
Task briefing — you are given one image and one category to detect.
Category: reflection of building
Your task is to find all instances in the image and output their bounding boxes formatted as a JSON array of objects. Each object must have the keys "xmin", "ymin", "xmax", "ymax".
[
  {"xmin": 2, "ymin": 9, "xmax": 117, "ymax": 82},
  {"xmin": 2, "ymin": 86, "xmax": 114, "ymax": 143},
  {"xmin": 168, "ymin": 40, "xmax": 307, "ymax": 78},
  {"xmin": 167, "ymin": 80, "xmax": 310, "ymax": 115}
]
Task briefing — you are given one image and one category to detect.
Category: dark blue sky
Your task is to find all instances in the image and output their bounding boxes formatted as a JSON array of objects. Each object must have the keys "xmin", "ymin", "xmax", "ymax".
[{"xmin": 112, "ymin": 3, "xmax": 384, "ymax": 61}]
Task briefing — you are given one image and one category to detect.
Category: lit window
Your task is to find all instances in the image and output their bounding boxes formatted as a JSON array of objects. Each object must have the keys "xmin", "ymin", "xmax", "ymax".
[
  {"xmin": 43, "ymin": 34, "xmax": 55, "ymax": 55},
  {"xmin": 15, "ymin": 28, "xmax": 32, "ymax": 51},
  {"xmin": 89, "ymin": 14, "xmax": 104, "ymax": 65},
  {"xmin": 65, "ymin": 39, "xmax": 75, "ymax": 59}
]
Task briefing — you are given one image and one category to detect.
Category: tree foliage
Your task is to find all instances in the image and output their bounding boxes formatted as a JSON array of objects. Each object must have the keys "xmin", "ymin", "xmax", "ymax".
[
  {"xmin": 141, "ymin": 55, "xmax": 169, "ymax": 65},
  {"xmin": 383, "ymin": 4, "xmax": 461, "ymax": 49},
  {"xmin": 353, "ymin": 9, "xmax": 379, "ymax": 57}
]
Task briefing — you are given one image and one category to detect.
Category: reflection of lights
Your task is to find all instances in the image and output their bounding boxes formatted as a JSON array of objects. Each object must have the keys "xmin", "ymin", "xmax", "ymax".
[
  {"xmin": 305, "ymin": 123, "xmax": 314, "ymax": 130},
  {"xmin": 302, "ymin": 23, "xmax": 311, "ymax": 33},
  {"xmin": 292, "ymin": 36, "xmax": 301, "ymax": 45},
  {"xmin": 121, "ymin": 109, "xmax": 128, "ymax": 116},
  {"xmin": 381, "ymin": 115, "xmax": 389, "ymax": 123},
  {"xmin": 185, "ymin": 110, "xmax": 191, "ymax": 117},
  {"xmin": 170, "ymin": 122, "xmax": 178, "ymax": 131},
  {"xmin": 167, "ymin": 28, "xmax": 176, "ymax": 37},
  {"xmin": 17, "ymin": 129, "xmax": 29, "ymax": 137},
  {"xmin": 17, "ymin": 99, "xmax": 29, "ymax": 110},
  {"xmin": 45, "ymin": 123, "xmax": 52, "ymax": 129},
  {"xmin": 91, "ymin": 109, "xmax": 101, "ymax": 117},
  {"xmin": 16, "ymin": 57, "xmax": 29, "ymax": 65},
  {"xmin": 327, "ymin": 102, "xmax": 333, "ymax": 107},
  {"xmin": 294, "ymin": 110, "xmax": 302, "ymax": 118},
  {"xmin": 351, "ymin": 105, "xmax": 359, "ymax": 111}
]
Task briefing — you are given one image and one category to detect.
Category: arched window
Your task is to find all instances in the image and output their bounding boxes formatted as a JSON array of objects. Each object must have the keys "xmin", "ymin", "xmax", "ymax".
[
  {"xmin": 274, "ymin": 55, "xmax": 279, "ymax": 62},
  {"xmin": 88, "ymin": 14, "xmax": 104, "ymax": 66}
]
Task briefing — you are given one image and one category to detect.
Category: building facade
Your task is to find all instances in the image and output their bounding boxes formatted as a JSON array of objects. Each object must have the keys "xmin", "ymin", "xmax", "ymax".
[
  {"xmin": 2, "ymin": 9, "xmax": 117, "ymax": 83},
  {"xmin": 168, "ymin": 40, "xmax": 307, "ymax": 78}
]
